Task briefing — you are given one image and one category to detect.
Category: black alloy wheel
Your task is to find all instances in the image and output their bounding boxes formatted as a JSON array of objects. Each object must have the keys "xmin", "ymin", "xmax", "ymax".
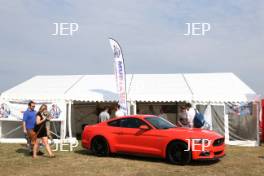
[
  {"xmin": 167, "ymin": 141, "xmax": 192, "ymax": 165},
  {"xmin": 91, "ymin": 137, "xmax": 110, "ymax": 157}
]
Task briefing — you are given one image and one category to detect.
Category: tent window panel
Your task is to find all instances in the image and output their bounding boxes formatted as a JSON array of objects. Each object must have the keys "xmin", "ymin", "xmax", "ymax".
[
  {"xmin": 211, "ymin": 105, "xmax": 225, "ymax": 136},
  {"xmin": 49, "ymin": 121, "xmax": 61, "ymax": 139},
  {"xmin": 227, "ymin": 103, "xmax": 257, "ymax": 141},
  {"xmin": 1, "ymin": 121, "xmax": 24, "ymax": 138},
  {"xmin": 196, "ymin": 105, "xmax": 207, "ymax": 114}
]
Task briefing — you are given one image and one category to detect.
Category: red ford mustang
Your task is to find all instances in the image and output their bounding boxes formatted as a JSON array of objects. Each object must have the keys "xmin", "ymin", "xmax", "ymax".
[{"xmin": 82, "ymin": 115, "xmax": 225, "ymax": 164}]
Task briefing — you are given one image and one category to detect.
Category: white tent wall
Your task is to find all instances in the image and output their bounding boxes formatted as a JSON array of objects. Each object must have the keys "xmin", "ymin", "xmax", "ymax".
[
  {"xmin": 226, "ymin": 102, "xmax": 260, "ymax": 146},
  {"xmin": 0, "ymin": 99, "xmax": 68, "ymax": 144},
  {"xmin": 194, "ymin": 102, "xmax": 260, "ymax": 146}
]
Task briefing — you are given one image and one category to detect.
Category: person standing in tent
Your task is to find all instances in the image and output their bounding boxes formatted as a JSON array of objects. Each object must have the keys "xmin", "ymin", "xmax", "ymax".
[
  {"xmin": 99, "ymin": 106, "xmax": 110, "ymax": 122},
  {"xmin": 115, "ymin": 104, "xmax": 125, "ymax": 117},
  {"xmin": 159, "ymin": 107, "xmax": 168, "ymax": 120},
  {"xmin": 186, "ymin": 103, "xmax": 196, "ymax": 128},
  {"xmin": 177, "ymin": 105, "xmax": 190, "ymax": 128}
]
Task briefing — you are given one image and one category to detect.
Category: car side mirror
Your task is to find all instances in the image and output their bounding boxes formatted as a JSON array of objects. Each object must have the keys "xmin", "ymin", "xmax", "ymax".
[{"xmin": 139, "ymin": 125, "xmax": 150, "ymax": 130}]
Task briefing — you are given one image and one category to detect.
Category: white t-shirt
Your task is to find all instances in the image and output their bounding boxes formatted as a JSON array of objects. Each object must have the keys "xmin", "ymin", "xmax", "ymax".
[
  {"xmin": 187, "ymin": 107, "xmax": 196, "ymax": 127},
  {"xmin": 99, "ymin": 111, "xmax": 110, "ymax": 122},
  {"xmin": 115, "ymin": 110, "xmax": 125, "ymax": 117}
]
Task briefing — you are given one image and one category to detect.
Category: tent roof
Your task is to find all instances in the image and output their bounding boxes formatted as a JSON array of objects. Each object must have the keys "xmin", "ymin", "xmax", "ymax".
[
  {"xmin": 1, "ymin": 75, "xmax": 82, "ymax": 101},
  {"xmin": 127, "ymin": 74, "xmax": 192, "ymax": 102},
  {"xmin": 0, "ymin": 73, "xmax": 257, "ymax": 103},
  {"xmin": 184, "ymin": 73, "xmax": 256, "ymax": 102}
]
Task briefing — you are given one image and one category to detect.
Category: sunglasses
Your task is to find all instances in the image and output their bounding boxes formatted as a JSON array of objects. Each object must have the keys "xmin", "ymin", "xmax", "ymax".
[{"xmin": 31, "ymin": 106, "xmax": 35, "ymax": 108}]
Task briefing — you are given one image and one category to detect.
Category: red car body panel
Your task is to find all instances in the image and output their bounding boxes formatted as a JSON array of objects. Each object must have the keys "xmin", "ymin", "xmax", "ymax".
[{"xmin": 82, "ymin": 115, "xmax": 225, "ymax": 160}]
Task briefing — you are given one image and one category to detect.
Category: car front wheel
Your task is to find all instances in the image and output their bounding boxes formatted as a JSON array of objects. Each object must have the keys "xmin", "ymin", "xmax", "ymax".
[
  {"xmin": 167, "ymin": 141, "xmax": 191, "ymax": 165},
  {"xmin": 91, "ymin": 136, "xmax": 110, "ymax": 157}
]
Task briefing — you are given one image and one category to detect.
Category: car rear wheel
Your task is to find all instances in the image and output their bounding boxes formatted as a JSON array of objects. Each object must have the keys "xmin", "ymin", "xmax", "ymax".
[
  {"xmin": 166, "ymin": 141, "xmax": 191, "ymax": 165},
  {"xmin": 91, "ymin": 136, "xmax": 110, "ymax": 157}
]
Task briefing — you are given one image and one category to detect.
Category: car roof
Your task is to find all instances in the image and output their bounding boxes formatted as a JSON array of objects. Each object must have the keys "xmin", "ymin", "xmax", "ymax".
[
  {"xmin": 100, "ymin": 115, "xmax": 160, "ymax": 128},
  {"xmin": 99, "ymin": 115, "xmax": 159, "ymax": 125},
  {"xmin": 127, "ymin": 114, "xmax": 157, "ymax": 118},
  {"xmin": 108, "ymin": 114, "xmax": 157, "ymax": 121}
]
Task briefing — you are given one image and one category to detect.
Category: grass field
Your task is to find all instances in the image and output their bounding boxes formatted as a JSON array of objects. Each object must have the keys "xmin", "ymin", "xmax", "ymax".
[{"xmin": 0, "ymin": 143, "xmax": 264, "ymax": 176}]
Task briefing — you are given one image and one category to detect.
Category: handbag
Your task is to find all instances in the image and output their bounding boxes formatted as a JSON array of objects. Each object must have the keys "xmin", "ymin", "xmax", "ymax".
[
  {"xmin": 32, "ymin": 120, "xmax": 46, "ymax": 139},
  {"xmin": 27, "ymin": 124, "xmax": 45, "ymax": 145}
]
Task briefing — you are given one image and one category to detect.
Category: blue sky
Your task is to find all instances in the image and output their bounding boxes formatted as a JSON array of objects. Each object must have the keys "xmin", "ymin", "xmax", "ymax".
[{"xmin": 0, "ymin": 0, "xmax": 263, "ymax": 95}]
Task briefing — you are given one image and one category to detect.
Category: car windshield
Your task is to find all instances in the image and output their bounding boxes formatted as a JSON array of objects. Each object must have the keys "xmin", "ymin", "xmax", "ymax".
[{"xmin": 145, "ymin": 116, "xmax": 176, "ymax": 129}]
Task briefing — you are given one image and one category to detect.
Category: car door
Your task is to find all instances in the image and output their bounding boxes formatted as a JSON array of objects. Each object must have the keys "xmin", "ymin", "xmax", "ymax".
[
  {"xmin": 107, "ymin": 119, "xmax": 126, "ymax": 151},
  {"xmin": 118, "ymin": 117, "xmax": 164, "ymax": 156}
]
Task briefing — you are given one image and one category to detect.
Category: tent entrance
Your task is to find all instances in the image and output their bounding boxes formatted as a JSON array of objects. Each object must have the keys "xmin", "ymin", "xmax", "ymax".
[
  {"xmin": 71, "ymin": 101, "xmax": 118, "ymax": 139},
  {"xmin": 226, "ymin": 102, "xmax": 259, "ymax": 143}
]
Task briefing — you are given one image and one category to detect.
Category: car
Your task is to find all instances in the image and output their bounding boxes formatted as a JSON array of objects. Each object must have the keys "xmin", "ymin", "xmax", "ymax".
[{"xmin": 82, "ymin": 115, "xmax": 225, "ymax": 165}]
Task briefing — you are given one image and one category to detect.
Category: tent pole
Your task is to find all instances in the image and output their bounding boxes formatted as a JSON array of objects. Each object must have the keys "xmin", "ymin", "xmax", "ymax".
[
  {"xmin": 58, "ymin": 102, "xmax": 67, "ymax": 142},
  {"xmin": 256, "ymin": 102, "xmax": 260, "ymax": 146},
  {"xmin": 129, "ymin": 101, "xmax": 136, "ymax": 115},
  {"xmin": 204, "ymin": 103, "xmax": 212, "ymax": 130},
  {"xmin": 0, "ymin": 120, "xmax": 2, "ymax": 140},
  {"xmin": 133, "ymin": 101, "xmax": 137, "ymax": 115},
  {"xmin": 68, "ymin": 101, "xmax": 73, "ymax": 139},
  {"xmin": 127, "ymin": 101, "xmax": 131, "ymax": 115},
  {"xmin": 223, "ymin": 104, "xmax": 229, "ymax": 144},
  {"xmin": 63, "ymin": 101, "xmax": 67, "ymax": 139}
]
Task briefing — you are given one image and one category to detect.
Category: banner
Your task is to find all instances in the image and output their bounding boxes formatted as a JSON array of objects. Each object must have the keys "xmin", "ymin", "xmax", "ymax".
[
  {"xmin": 109, "ymin": 38, "xmax": 128, "ymax": 115},
  {"xmin": 0, "ymin": 100, "xmax": 64, "ymax": 120}
]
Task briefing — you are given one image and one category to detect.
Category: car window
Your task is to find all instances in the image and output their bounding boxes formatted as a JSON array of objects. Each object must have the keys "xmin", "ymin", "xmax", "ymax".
[
  {"xmin": 108, "ymin": 119, "xmax": 121, "ymax": 127},
  {"xmin": 145, "ymin": 116, "xmax": 176, "ymax": 129},
  {"xmin": 120, "ymin": 118, "xmax": 146, "ymax": 128}
]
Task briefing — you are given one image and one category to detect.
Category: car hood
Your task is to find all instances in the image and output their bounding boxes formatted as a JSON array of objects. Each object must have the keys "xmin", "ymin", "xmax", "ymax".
[{"xmin": 165, "ymin": 127, "xmax": 224, "ymax": 140}]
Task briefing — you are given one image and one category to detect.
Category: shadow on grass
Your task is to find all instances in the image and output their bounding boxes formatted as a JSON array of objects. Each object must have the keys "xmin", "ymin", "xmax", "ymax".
[
  {"xmin": 16, "ymin": 148, "xmax": 30, "ymax": 156},
  {"xmin": 112, "ymin": 153, "xmax": 164, "ymax": 163},
  {"xmin": 189, "ymin": 159, "xmax": 220, "ymax": 166},
  {"xmin": 74, "ymin": 149, "xmax": 93, "ymax": 155},
  {"xmin": 74, "ymin": 149, "xmax": 220, "ymax": 165}
]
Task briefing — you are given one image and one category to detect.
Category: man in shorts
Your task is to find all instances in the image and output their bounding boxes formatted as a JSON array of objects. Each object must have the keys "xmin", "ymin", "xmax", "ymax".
[{"xmin": 22, "ymin": 101, "xmax": 43, "ymax": 155}]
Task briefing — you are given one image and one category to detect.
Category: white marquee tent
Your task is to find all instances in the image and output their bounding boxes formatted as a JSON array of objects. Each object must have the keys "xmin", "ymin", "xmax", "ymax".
[{"xmin": 0, "ymin": 73, "xmax": 261, "ymax": 146}]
